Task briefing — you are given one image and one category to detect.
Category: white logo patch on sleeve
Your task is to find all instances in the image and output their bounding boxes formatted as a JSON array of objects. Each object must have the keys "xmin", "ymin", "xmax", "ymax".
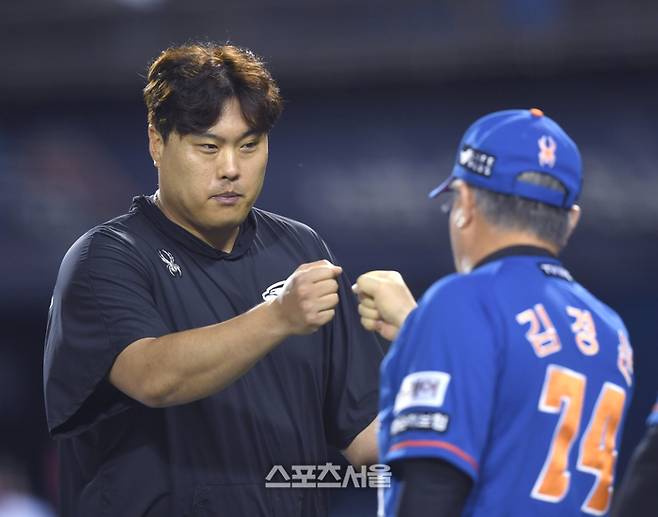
[
  {"xmin": 394, "ymin": 371, "xmax": 451, "ymax": 414},
  {"xmin": 262, "ymin": 280, "xmax": 286, "ymax": 301}
]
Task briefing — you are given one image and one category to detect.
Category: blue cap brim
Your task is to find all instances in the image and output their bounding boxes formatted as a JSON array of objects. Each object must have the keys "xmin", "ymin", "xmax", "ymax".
[{"xmin": 428, "ymin": 176, "xmax": 453, "ymax": 199}]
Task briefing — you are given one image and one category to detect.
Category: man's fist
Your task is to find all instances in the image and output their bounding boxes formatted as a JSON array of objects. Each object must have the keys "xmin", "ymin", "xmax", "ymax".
[
  {"xmin": 273, "ymin": 260, "xmax": 342, "ymax": 335},
  {"xmin": 352, "ymin": 271, "xmax": 416, "ymax": 341}
]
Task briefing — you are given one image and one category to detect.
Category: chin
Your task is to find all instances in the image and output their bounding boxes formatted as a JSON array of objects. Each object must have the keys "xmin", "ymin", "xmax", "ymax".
[{"xmin": 206, "ymin": 210, "xmax": 249, "ymax": 230}]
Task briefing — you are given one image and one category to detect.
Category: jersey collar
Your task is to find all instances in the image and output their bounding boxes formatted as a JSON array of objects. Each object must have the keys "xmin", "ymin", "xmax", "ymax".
[
  {"xmin": 131, "ymin": 194, "xmax": 257, "ymax": 260},
  {"xmin": 473, "ymin": 245, "xmax": 558, "ymax": 271}
]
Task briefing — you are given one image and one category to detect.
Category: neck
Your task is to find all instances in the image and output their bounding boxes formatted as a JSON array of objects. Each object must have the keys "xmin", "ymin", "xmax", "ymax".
[
  {"xmin": 154, "ymin": 190, "xmax": 240, "ymax": 253},
  {"xmin": 463, "ymin": 230, "xmax": 558, "ymax": 273}
]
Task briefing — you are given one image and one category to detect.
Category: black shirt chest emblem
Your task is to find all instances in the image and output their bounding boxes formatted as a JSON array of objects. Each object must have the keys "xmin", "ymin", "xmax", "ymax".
[{"xmin": 158, "ymin": 249, "xmax": 182, "ymax": 277}]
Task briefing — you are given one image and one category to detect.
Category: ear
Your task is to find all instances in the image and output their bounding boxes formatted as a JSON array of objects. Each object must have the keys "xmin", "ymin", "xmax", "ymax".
[
  {"xmin": 148, "ymin": 124, "xmax": 164, "ymax": 167},
  {"xmin": 452, "ymin": 180, "xmax": 476, "ymax": 229},
  {"xmin": 566, "ymin": 204, "xmax": 581, "ymax": 239}
]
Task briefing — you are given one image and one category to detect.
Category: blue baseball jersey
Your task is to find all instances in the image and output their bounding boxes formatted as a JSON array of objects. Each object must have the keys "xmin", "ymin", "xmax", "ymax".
[{"xmin": 379, "ymin": 248, "xmax": 634, "ymax": 517}]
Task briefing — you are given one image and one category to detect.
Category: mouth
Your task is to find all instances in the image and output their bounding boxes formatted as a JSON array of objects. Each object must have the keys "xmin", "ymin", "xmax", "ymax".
[
  {"xmin": 210, "ymin": 192, "xmax": 243, "ymax": 206},
  {"xmin": 210, "ymin": 191, "xmax": 242, "ymax": 199}
]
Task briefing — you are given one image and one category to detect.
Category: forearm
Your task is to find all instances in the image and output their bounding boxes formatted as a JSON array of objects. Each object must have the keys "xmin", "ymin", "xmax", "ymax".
[
  {"xmin": 343, "ymin": 418, "xmax": 379, "ymax": 467},
  {"xmin": 394, "ymin": 458, "xmax": 472, "ymax": 517},
  {"xmin": 110, "ymin": 300, "xmax": 289, "ymax": 407}
]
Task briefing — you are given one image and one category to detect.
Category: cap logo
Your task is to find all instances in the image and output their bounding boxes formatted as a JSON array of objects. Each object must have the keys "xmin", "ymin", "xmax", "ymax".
[
  {"xmin": 538, "ymin": 135, "xmax": 557, "ymax": 168},
  {"xmin": 459, "ymin": 145, "xmax": 495, "ymax": 177}
]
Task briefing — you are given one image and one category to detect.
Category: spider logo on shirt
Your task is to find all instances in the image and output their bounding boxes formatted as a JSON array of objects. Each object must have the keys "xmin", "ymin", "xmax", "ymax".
[{"xmin": 158, "ymin": 249, "xmax": 182, "ymax": 277}]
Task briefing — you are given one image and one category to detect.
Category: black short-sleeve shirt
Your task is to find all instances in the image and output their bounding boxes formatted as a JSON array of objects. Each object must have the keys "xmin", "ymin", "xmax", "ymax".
[{"xmin": 43, "ymin": 195, "xmax": 383, "ymax": 517}]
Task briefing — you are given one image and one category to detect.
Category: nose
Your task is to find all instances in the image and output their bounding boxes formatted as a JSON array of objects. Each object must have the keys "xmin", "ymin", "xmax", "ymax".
[{"xmin": 218, "ymin": 148, "xmax": 239, "ymax": 181}]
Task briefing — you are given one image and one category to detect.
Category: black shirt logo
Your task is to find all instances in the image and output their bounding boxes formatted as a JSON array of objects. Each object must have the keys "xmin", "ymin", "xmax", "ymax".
[{"xmin": 158, "ymin": 249, "xmax": 182, "ymax": 277}]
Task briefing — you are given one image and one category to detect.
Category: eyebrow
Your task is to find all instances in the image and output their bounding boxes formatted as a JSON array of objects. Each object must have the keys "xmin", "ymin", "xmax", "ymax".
[{"xmin": 194, "ymin": 128, "xmax": 261, "ymax": 142}]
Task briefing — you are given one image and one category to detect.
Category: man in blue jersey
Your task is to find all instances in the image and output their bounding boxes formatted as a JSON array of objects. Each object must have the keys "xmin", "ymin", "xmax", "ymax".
[
  {"xmin": 611, "ymin": 395, "xmax": 658, "ymax": 516},
  {"xmin": 354, "ymin": 109, "xmax": 634, "ymax": 516}
]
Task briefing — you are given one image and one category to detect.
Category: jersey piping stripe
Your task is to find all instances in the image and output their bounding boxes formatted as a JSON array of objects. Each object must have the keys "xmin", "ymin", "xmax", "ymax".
[{"xmin": 389, "ymin": 439, "xmax": 479, "ymax": 472}]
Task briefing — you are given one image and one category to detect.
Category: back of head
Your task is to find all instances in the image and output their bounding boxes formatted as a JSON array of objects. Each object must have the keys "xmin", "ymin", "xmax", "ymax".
[
  {"xmin": 143, "ymin": 43, "xmax": 283, "ymax": 141},
  {"xmin": 472, "ymin": 172, "xmax": 573, "ymax": 247},
  {"xmin": 430, "ymin": 108, "xmax": 583, "ymax": 249}
]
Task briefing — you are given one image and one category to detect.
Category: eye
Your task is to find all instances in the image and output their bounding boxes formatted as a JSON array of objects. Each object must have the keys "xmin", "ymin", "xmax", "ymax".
[
  {"xmin": 199, "ymin": 143, "xmax": 217, "ymax": 152},
  {"xmin": 241, "ymin": 139, "xmax": 260, "ymax": 152}
]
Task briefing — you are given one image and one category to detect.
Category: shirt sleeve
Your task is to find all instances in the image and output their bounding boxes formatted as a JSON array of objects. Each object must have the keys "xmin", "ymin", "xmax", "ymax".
[
  {"xmin": 315, "ymin": 237, "xmax": 385, "ymax": 450},
  {"xmin": 394, "ymin": 458, "xmax": 472, "ymax": 517},
  {"xmin": 380, "ymin": 276, "xmax": 499, "ymax": 481},
  {"xmin": 610, "ymin": 425, "xmax": 658, "ymax": 517},
  {"xmin": 43, "ymin": 226, "xmax": 171, "ymax": 437}
]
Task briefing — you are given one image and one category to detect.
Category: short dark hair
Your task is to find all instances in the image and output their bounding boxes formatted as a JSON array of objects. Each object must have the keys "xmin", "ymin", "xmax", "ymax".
[
  {"xmin": 472, "ymin": 172, "xmax": 572, "ymax": 248},
  {"xmin": 143, "ymin": 43, "xmax": 283, "ymax": 141}
]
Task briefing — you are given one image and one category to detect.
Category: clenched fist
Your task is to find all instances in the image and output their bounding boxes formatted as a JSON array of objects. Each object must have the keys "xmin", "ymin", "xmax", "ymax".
[
  {"xmin": 273, "ymin": 260, "xmax": 343, "ymax": 335},
  {"xmin": 352, "ymin": 271, "xmax": 417, "ymax": 341}
]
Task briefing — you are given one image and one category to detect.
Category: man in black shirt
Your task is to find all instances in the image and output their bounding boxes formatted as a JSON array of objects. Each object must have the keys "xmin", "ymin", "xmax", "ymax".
[
  {"xmin": 611, "ymin": 398, "xmax": 658, "ymax": 517},
  {"xmin": 43, "ymin": 43, "xmax": 383, "ymax": 516}
]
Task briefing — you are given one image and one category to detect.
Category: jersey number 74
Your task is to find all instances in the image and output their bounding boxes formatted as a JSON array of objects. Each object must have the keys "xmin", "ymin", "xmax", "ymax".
[{"xmin": 531, "ymin": 364, "xmax": 626, "ymax": 515}]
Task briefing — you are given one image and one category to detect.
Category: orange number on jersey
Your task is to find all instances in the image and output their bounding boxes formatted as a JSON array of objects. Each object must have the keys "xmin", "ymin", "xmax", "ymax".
[
  {"xmin": 532, "ymin": 365, "xmax": 585, "ymax": 501},
  {"xmin": 516, "ymin": 304, "xmax": 562, "ymax": 358},
  {"xmin": 577, "ymin": 383, "xmax": 626, "ymax": 515},
  {"xmin": 532, "ymin": 365, "xmax": 627, "ymax": 515}
]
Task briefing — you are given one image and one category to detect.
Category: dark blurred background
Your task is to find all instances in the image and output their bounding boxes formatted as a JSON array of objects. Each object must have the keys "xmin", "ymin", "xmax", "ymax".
[{"xmin": 1, "ymin": 0, "xmax": 657, "ymax": 515}]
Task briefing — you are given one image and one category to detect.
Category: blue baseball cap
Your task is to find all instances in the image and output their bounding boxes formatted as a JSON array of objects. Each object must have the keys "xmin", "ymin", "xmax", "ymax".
[{"xmin": 429, "ymin": 108, "xmax": 582, "ymax": 208}]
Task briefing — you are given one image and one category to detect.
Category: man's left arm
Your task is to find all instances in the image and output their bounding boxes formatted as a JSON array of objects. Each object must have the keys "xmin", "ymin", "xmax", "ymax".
[
  {"xmin": 378, "ymin": 278, "xmax": 497, "ymax": 515},
  {"xmin": 342, "ymin": 418, "xmax": 379, "ymax": 466},
  {"xmin": 394, "ymin": 458, "xmax": 472, "ymax": 517}
]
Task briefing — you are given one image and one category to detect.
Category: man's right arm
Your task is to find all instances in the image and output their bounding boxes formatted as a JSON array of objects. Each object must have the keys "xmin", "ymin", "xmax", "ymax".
[{"xmin": 109, "ymin": 260, "xmax": 341, "ymax": 407}]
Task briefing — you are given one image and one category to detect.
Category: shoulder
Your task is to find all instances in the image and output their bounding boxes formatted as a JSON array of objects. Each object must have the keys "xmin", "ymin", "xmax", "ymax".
[
  {"xmin": 65, "ymin": 211, "xmax": 144, "ymax": 261},
  {"xmin": 252, "ymin": 207, "xmax": 322, "ymax": 240},
  {"xmin": 397, "ymin": 271, "xmax": 498, "ymax": 350},
  {"xmin": 395, "ymin": 273, "xmax": 495, "ymax": 348},
  {"xmin": 251, "ymin": 207, "xmax": 332, "ymax": 259},
  {"xmin": 57, "ymin": 210, "xmax": 150, "ymax": 285},
  {"xmin": 570, "ymin": 281, "xmax": 627, "ymax": 332},
  {"xmin": 385, "ymin": 272, "xmax": 499, "ymax": 378},
  {"xmin": 418, "ymin": 270, "xmax": 494, "ymax": 313},
  {"xmin": 424, "ymin": 258, "xmax": 546, "ymax": 315}
]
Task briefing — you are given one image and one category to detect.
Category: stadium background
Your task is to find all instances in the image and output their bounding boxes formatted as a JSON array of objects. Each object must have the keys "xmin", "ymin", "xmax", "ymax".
[{"xmin": 1, "ymin": 0, "xmax": 657, "ymax": 514}]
